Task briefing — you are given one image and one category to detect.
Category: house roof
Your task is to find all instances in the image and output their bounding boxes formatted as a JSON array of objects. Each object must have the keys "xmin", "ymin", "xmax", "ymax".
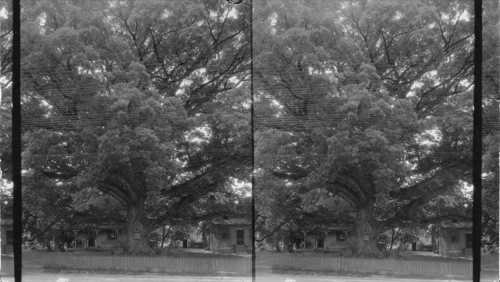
[
  {"xmin": 440, "ymin": 220, "xmax": 473, "ymax": 229},
  {"xmin": 307, "ymin": 224, "xmax": 354, "ymax": 232},
  {"xmin": 325, "ymin": 224, "xmax": 353, "ymax": 230},
  {"xmin": 212, "ymin": 216, "xmax": 251, "ymax": 226},
  {"xmin": 76, "ymin": 221, "xmax": 127, "ymax": 231},
  {"xmin": 94, "ymin": 224, "xmax": 127, "ymax": 230}
]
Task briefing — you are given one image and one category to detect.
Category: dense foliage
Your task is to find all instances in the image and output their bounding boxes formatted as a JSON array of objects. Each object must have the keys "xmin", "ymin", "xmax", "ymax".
[
  {"xmin": 2, "ymin": 0, "xmax": 251, "ymax": 254},
  {"xmin": 0, "ymin": 0, "xmax": 496, "ymax": 257},
  {"xmin": 254, "ymin": 0, "xmax": 498, "ymax": 256}
]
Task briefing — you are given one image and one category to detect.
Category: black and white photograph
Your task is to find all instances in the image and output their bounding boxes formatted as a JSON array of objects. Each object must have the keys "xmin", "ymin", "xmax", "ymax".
[
  {"xmin": 1, "ymin": 0, "xmax": 252, "ymax": 280},
  {"xmin": 0, "ymin": 0, "xmax": 498, "ymax": 281},
  {"xmin": 253, "ymin": 0, "xmax": 497, "ymax": 281}
]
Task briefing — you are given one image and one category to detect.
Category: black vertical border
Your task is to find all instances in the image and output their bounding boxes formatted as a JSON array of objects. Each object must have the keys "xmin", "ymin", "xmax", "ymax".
[
  {"xmin": 472, "ymin": 0, "xmax": 482, "ymax": 281},
  {"xmin": 249, "ymin": 0, "xmax": 256, "ymax": 280},
  {"xmin": 11, "ymin": 0, "xmax": 22, "ymax": 281}
]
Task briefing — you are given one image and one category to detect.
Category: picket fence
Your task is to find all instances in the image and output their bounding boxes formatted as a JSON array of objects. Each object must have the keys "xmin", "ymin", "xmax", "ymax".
[
  {"xmin": 481, "ymin": 253, "xmax": 499, "ymax": 271},
  {"xmin": 256, "ymin": 253, "xmax": 475, "ymax": 278},
  {"xmin": 1, "ymin": 252, "xmax": 497, "ymax": 278},
  {"xmin": 14, "ymin": 252, "xmax": 252, "ymax": 275}
]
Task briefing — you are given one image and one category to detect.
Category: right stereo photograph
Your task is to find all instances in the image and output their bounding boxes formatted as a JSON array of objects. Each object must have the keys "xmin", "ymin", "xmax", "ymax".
[{"xmin": 252, "ymin": 0, "xmax": 498, "ymax": 281}]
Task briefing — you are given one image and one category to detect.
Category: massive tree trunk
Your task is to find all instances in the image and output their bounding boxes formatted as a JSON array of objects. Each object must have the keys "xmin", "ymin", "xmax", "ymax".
[
  {"xmin": 125, "ymin": 229, "xmax": 153, "ymax": 256},
  {"xmin": 351, "ymin": 207, "xmax": 383, "ymax": 257},
  {"xmin": 124, "ymin": 204, "xmax": 155, "ymax": 256}
]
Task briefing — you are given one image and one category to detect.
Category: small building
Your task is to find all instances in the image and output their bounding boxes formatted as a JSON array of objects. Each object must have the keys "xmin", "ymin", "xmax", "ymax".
[
  {"xmin": 298, "ymin": 196, "xmax": 357, "ymax": 254},
  {"xmin": 209, "ymin": 215, "xmax": 251, "ymax": 254},
  {"xmin": 74, "ymin": 224, "xmax": 127, "ymax": 249},
  {"xmin": 436, "ymin": 220, "xmax": 472, "ymax": 257},
  {"xmin": 72, "ymin": 195, "xmax": 129, "ymax": 250},
  {"xmin": 1, "ymin": 218, "xmax": 13, "ymax": 254},
  {"xmin": 302, "ymin": 224, "xmax": 354, "ymax": 253}
]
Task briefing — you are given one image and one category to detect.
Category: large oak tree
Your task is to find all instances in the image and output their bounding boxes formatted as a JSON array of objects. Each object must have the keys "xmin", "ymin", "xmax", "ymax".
[
  {"xmin": 253, "ymin": 0, "xmax": 495, "ymax": 256},
  {"xmin": 16, "ymin": 0, "xmax": 251, "ymax": 254}
]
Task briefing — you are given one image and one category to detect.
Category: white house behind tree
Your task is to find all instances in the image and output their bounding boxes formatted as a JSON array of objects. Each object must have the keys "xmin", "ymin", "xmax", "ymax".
[
  {"xmin": 436, "ymin": 220, "xmax": 472, "ymax": 257},
  {"xmin": 209, "ymin": 215, "xmax": 251, "ymax": 254},
  {"xmin": 299, "ymin": 196, "xmax": 357, "ymax": 254}
]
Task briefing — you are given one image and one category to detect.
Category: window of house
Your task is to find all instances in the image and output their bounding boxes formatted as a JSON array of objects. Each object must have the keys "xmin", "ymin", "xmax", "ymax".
[
  {"xmin": 107, "ymin": 230, "xmax": 117, "ymax": 240},
  {"xmin": 236, "ymin": 230, "xmax": 244, "ymax": 245},
  {"xmin": 465, "ymin": 233, "xmax": 472, "ymax": 248},
  {"xmin": 6, "ymin": 230, "xmax": 13, "ymax": 245},
  {"xmin": 219, "ymin": 227, "xmax": 229, "ymax": 240},
  {"xmin": 336, "ymin": 231, "xmax": 346, "ymax": 241},
  {"xmin": 450, "ymin": 231, "xmax": 459, "ymax": 243}
]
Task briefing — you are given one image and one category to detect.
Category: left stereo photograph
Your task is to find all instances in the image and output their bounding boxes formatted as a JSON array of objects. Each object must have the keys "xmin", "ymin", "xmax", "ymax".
[{"xmin": 0, "ymin": 0, "xmax": 252, "ymax": 281}]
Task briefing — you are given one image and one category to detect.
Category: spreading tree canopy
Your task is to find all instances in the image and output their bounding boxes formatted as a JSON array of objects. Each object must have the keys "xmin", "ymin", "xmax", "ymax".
[
  {"xmin": 254, "ymin": 0, "xmax": 496, "ymax": 256},
  {"xmin": 14, "ymin": 0, "xmax": 251, "ymax": 254}
]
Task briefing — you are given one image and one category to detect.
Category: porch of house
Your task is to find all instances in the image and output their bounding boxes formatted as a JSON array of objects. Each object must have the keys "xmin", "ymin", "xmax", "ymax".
[
  {"xmin": 73, "ymin": 225, "xmax": 127, "ymax": 250},
  {"xmin": 295, "ymin": 227, "xmax": 353, "ymax": 255}
]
